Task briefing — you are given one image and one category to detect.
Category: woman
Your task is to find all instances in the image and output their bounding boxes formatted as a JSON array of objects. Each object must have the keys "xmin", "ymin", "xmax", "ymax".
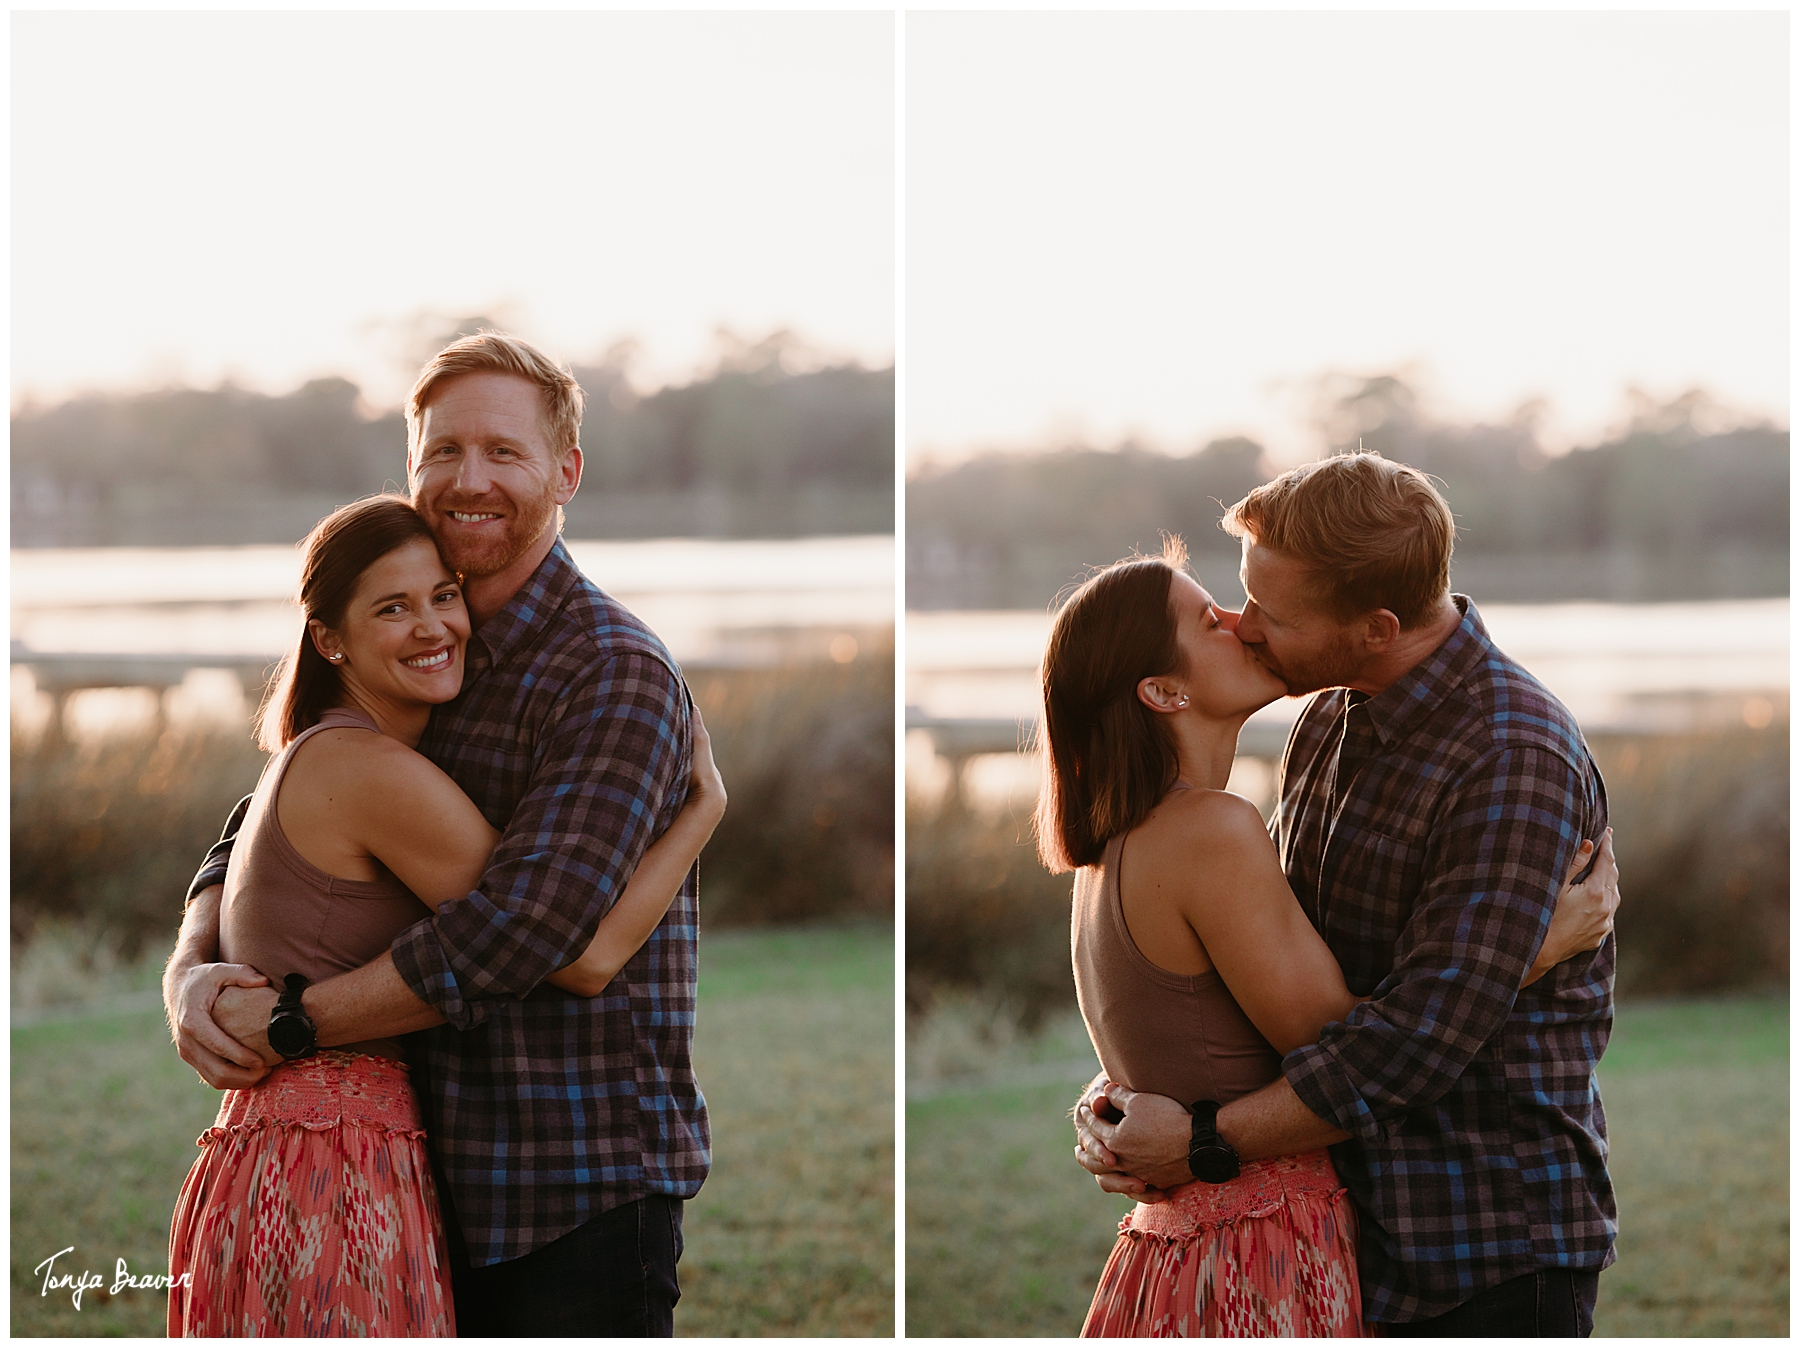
[
  {"xmin": 167, "ymin": 496, "xmax": 725, "ymax": 1336},
  {"xmin": 1035, "ymin": 542, "xmax": 1611, "ymax": 1338}
]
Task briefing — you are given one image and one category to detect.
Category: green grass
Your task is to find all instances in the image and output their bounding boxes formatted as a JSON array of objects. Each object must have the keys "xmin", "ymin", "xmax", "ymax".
[
  {"xmin": 905, "ymin": 994, "xmax": 1788, "ymax": 1337},
  {"xmin": 11, "ymin": 922, "xmax": 894, "ymax": 1337}
]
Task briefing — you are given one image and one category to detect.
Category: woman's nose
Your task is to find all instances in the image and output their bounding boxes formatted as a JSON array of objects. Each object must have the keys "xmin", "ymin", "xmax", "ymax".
[{"xmin": 1217, "ymin": 606, "xmax": 1243, "ymax": 634}]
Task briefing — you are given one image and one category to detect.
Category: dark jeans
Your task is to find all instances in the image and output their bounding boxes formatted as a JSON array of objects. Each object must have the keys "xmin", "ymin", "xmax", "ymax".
[
  {"xmin": 1386, "ymin": 1268, "xmax": 1598, "ymax": 1338},
  {"xmin": 445, "ymin": 1197, "xmax": 684, "ymax": 1337}
]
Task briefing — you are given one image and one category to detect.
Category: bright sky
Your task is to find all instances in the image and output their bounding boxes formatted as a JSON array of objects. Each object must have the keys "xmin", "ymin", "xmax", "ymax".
[
  {"xmin": 908, "ymin": 11, "xmax": 1788, "ymax": 467},
  {"xmin": 12, "ymin": 12, "xmax": 894, "ymax": 410}
]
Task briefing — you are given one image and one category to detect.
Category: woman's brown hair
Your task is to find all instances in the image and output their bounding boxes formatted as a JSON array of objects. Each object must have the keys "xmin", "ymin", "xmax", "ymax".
[
  {"xmin": 1033, "ymin": 539, "xmax": 1188, "ymax": 873},
  {"xmin": 256, "ymin": 495, "xmax": 440, "ymax": 752}
]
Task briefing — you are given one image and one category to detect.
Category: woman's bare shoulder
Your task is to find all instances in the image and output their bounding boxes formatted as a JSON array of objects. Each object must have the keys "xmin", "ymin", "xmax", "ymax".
[
  {"xmin": 283, "ymin": 726, "xmax": 464, "ymax": 810},
  {"xmin": 1128, "ymin": 789, "xmax": 1281, "ymax": 893}
]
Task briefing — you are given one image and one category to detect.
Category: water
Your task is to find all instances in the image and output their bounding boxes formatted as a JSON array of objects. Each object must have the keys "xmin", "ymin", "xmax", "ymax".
[
  {"xmin": 13, "ymin": 535, "xmax": 895, "ymax": 665},
  {"xmin": 12, "ymin": 536, "xmax": 894, "ymax": 736},
  {"xmin": 908, "ymin": 597, "xmax": 1789, "ymax": 745}
]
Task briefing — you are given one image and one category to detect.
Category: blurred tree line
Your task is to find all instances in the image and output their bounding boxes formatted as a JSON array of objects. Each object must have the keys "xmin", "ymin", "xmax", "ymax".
[
  {"xmin": 12, "ymin": 331, "xmax": 893, "ymax": 546},
  {"xmin": 908, "ymin": 378, "xmax": 1787, "ymax": 609}
]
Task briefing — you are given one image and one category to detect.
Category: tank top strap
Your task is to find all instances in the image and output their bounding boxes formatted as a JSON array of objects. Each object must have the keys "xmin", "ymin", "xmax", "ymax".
[{"xmin": 271, "ymin": 706, "xmax": 383, "ymax": 791}]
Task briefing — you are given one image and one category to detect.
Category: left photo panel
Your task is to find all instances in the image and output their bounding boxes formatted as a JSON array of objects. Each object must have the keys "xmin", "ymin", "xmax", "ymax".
[{"xmin": 12, "ymin": 11, "xmax": 895, "ymax": 1337}]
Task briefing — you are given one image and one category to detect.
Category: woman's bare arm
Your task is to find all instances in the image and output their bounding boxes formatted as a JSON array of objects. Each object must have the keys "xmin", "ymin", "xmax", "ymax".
[
  {"xmin": 324, "ymin": 710, "xmax": 727, "ymax": 998},
  {"xmin": 1133, "ymin": 791, "xmax": 1358, "ymax": 1054},
  {"xmin": 1131, "ymin": 794, "xmax": 1616, "ymax": 1054}
]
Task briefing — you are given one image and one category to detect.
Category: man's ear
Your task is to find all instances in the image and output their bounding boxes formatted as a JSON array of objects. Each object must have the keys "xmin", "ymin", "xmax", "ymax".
[
  {"xmin": 1360, "ymin": 609, "xmax": 1402, "ymax": 653},
  {"xmin": 555, "ymin": 445, "xmax": 583, "ymax": 504},
  {"xmin": 1137, "ymin": 676, "xmax": 1186, "ymax": 714}
]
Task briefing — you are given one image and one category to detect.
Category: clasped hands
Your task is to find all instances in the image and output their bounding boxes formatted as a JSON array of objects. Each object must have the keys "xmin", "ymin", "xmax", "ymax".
[
  {"xmin": 165, "ymin": 961, "xmax": 284, "ymax": 1088},
  {"xmin": 1072, "ymin": 1077, "xmax": 1195, "ymax": 1203}
]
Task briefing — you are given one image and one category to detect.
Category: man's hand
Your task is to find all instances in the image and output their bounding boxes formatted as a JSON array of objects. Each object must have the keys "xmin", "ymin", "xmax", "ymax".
[
  {"xmin": 163, "ymin": 882, "xmax": 272, "ymax": 1090},
  {"xmin": 215, "ymin": 984, "xmax": 282, "ymax": 1068},
  {"xmin": 1525, "ymin": 829, "xmax": 1620, "ymax": 986},
  {"xmin": 164, "ymin": 960, "xmax": 274, "ymax": 1088},
  {"xmin": 1072, "ymin": 1077, "xmax": 1193, "ymax": 1198}
]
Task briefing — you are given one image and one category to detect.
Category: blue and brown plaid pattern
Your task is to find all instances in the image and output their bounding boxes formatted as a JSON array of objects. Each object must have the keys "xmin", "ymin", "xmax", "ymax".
[
  {"xmin": 191, "ymin": 539, "xmax": 708, "ymax": 1268},
  {"xmin": 1276, "ymin": 597, "xmax": 1614, "ymax": 1323}
]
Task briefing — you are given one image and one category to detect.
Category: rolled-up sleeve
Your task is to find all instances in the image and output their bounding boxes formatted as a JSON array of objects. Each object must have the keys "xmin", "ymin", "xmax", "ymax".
[
  {"xmin": 389, "ymin": 650, "xmax": 689, "ymax": 1029},
  {"xmin": 184, "ymin": 793, "xmax": 253, "ymax": 907},
  {"xmin": 1284, "ymin": 745, "xmax": 1593, "ymax": 1143}
]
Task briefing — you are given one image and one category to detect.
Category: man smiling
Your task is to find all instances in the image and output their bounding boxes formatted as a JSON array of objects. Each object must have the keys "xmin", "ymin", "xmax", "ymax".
[
  {"xmin": 1075, "ymin": 453, "xmax": 1617, "ymax": 1336},
  {"xmin": 164, "ymin": 333, "xmax": 706, "ymax": 1336}
]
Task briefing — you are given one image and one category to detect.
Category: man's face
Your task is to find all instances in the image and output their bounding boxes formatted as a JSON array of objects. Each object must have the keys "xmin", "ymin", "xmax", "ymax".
[
  {"xmin": 1234, "ymin": 537, "xmax": 1365, "ymax": 696},
  {"xmin": 408, "ymin": 372, "xmax": 579, "ymax": 580}
]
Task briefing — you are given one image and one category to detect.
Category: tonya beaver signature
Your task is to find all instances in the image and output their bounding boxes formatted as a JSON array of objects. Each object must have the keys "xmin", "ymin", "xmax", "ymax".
[{"xmin": 34, "ymin": 1247, "xmax": 193, "ymax": 1310}]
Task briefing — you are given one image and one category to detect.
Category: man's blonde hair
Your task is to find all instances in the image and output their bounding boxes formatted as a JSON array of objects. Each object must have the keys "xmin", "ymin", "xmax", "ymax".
[
  {"xmin": 406, "ymin": 332, "xmax": 584, "ymax": 459},
  {"xmin": 1220, "ymin": 451, "xmax": 1454, "ymax": 629}
]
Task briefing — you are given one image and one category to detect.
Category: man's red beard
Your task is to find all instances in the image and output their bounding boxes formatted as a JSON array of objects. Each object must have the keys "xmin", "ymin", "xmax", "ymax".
[
  {"xmin": 421, "ymin": 484, "xmax": 560, "ymax": 580},
  {"xmin": 1250, "ymin": 631, "xmax": 1361, "ymax": 698}
]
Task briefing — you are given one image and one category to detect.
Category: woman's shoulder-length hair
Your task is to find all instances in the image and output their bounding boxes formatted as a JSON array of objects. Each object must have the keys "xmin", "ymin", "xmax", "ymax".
[{"xmin": 1032, "ymin": 539, "xmax": 1187, "ymax": 874}]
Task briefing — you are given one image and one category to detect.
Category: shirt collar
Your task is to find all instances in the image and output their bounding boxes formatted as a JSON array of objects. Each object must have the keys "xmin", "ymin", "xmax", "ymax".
[
  {"xmin": 464, "ymin": 537, "xmax": 583, "ymax": 672},
  {"xmin": 1357, "ymin": 595, "xmax": 1490, "ymax": 747}
]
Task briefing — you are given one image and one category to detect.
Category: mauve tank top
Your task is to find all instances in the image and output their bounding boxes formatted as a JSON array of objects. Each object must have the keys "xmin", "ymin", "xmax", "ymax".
[
  {"xmin": 219, "ymin": 706, "xmax": 433, "ymax": 1061},
  {"xmin": 1072, "ymin": 830, "xmax": 1283, "ymax": 1106}
]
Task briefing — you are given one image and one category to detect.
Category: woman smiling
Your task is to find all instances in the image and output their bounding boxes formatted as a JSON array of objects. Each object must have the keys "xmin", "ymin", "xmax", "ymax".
[{"xmin": 166, "ymin": 496, "xmax": 725, "ymax": 1336}]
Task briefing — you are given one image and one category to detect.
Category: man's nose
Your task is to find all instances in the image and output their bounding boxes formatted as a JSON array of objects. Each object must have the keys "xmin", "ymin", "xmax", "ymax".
[{"xmin": 448, "ymin": 454, "xmax": 492, "ymax": 494}]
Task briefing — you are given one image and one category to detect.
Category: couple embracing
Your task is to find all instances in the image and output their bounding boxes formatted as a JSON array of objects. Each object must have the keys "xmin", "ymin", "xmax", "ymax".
[
  {"xmin": 1044, "ymin": 454, "xmax": 1620, "ymax": 1336},
  {"xmin": 161, "ymin": 333, "xmax": 719, "ymax": 1336}
]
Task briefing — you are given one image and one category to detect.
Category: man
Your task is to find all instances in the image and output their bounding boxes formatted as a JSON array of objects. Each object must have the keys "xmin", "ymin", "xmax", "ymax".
[
  {"xmin": 1075, "ymin": 452, "xmax": 1616, "ymax": 1335},
  {"xmin": 164, "ymin": 332, "xmax": 706, "ymax": 1336}
]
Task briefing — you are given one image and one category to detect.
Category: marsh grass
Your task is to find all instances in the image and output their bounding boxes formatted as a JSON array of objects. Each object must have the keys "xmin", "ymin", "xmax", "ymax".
[
  {"xmin": 904, "ymin": 994, "xmax": 1787, "ymax": 1338},
  {"xmin": 906, "ymin": 723, "xmax": 1789, "ymax": 1029},
  {"xmin": 10, "ymin": 646, "xmax": 895, "ymax": 965},
  {"xmin": 11, "ymin": 923, "xmax": 893, "ymax": 1338}
]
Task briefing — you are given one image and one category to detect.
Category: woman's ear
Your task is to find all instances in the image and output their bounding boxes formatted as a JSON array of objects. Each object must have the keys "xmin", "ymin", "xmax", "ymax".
[
  {"xmin": 1137, "ymin": 676, "xmax": 1188, "ymax": 714},
  {"xmin": 307, "ymin": 619, "xmax": 343, "ymax": 666}
]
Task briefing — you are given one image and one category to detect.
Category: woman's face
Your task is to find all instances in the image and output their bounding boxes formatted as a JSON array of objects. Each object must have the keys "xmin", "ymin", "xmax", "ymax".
[
  {"xmin": 1164, "ymin": 571, "xmax": 1288, "ymax": 716},
  {"xmin": 312, "ymin": 537, "xmax": 470, "ymax": 709}
]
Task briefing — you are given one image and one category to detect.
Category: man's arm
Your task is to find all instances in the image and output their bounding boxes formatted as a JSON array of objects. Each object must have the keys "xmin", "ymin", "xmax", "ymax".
[
  {"xmin": 165, "ymin": 797, "xmax": 275, "ymax": 1090},
  {"xmin": 1074, "ymin": 1074, "xmax": 1351, "ymax": 1197},
  {"xmin": 164, "ymin": 882, "xmax": 277, "ymax": 1087},
  {"xmin": 1281, "ymin": 745, "xmax": 1598, "ymax": 1147},
  {"xmin": 387, "ymin": 651, "xmax": 690, "ymax": 1030},
  {"xmin": 214, "ymin": 950, "xmax": 447, "ymax": 1063}
]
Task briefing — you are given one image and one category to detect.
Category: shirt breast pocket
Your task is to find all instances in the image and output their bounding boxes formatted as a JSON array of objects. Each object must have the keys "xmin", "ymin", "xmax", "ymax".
[{"xmin": 1330, "ymin": 823, "xmax": 1428, "ymax": 919}]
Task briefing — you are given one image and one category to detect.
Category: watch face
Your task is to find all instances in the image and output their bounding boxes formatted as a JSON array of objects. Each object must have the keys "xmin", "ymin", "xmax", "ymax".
[
  {"xmin": 1190, "ymin": 1145, "xmax": 1239, "ymax": 1183},
  {"xmin": 268, "ymin": 1014, "xmax": 314, "ymax": 1057}
]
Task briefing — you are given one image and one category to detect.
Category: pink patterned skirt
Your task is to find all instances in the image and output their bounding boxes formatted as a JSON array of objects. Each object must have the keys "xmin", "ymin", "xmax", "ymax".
[
  {"xmin": 1082, "ymin": 1149, "xmax": 1365, "ymax": 1337},
  {"xmin": 167, "ymin": 1051, "xmax": 455, "ymax": 1337}
]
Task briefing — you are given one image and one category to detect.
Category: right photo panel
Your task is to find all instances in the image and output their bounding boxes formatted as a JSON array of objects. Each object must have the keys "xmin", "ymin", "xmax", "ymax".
[{"xmin": 905, "ymin": 11, "xmax": 1787, "ymax": 1339}]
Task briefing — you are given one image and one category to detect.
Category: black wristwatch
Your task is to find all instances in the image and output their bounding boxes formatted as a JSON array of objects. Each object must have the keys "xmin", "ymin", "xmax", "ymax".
[
  {"xmin": 267, "ymin": 973, "xmax": 318, "ymax": 1060},
  {"xmin": 1187, "ymin": 1100, "xmax": 1240, "ymax": 1183}
]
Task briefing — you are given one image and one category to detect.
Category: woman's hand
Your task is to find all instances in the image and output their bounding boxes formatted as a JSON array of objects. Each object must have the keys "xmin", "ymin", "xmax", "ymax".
[
  {"xmin": 686, "ymin": 708, "xmax": 727, "ymax": 824},
  {"xmin": 1523, "ymin": 828, "xmax": 1619, "ymax": 987}
]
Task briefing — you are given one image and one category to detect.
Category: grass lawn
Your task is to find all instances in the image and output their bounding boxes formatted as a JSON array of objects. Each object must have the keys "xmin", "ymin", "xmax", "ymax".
[
  {"xmin": 11, "ymin": 921, "xmax": 894, "ymax": 1337},
  {"xmin": 905, "ymin": 993, "xmax": 1787, "ymax": 1337}
]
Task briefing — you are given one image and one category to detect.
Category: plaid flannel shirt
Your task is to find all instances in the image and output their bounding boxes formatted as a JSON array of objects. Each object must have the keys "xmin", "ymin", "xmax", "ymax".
[
  {"xmin": 1276, "ymin": 596, "xmax": 1614, "ymax": 1323},
  {"xmin": 189, "ymin": 539, "xmax": 709, "ymax": 1267}
]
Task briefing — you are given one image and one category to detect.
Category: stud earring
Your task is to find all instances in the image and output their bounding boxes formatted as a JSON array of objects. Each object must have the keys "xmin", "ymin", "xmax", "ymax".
[
  {"xmin": 329, "ymin": 653, "xmax": 345, "ymax": 663},
  {"xmin": 1175, "ymin": 694, "xmax": 1190, "ymax": 708}
]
